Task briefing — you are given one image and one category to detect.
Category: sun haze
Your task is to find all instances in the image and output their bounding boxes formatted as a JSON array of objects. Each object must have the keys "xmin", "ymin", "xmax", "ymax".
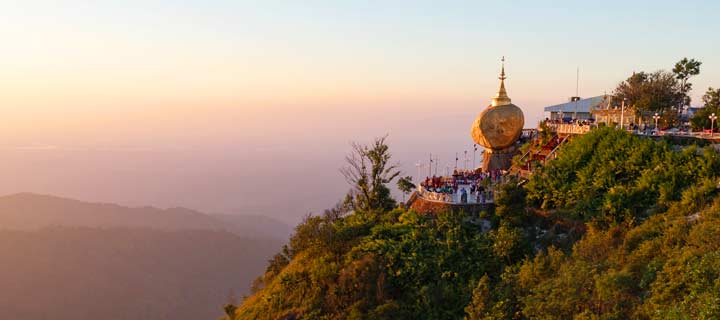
[{"xmin": 2, "ymin": 0, "xmax": 719, "ymax": 222}]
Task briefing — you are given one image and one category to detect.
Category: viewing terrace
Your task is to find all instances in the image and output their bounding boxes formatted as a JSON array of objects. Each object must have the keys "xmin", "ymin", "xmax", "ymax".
[
  {"xmin": 408, "ymin": 170, "xmax": 511, "ymax": 216},
  {"xmin": 416, "ymin": 183, "xmax": 496, "ymax": 205},
  {"xmin": 547, "ymin": 121, "xmax": 720, "ymax": 143}
]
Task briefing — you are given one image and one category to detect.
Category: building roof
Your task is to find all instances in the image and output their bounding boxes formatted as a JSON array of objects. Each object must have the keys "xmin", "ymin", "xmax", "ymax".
[{"xmin": 544, "ymin": 95, "xmax": 608, "ymax": 113}]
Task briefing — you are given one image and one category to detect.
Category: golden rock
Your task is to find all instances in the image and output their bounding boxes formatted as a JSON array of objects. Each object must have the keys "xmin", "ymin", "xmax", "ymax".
[
  {"xmin": 471, "ymin": 103, "xmax": 524, "ymax": 150},
  {"xmin": 471, "ymin": 59, "xmax": 525, "ymax": 151}
]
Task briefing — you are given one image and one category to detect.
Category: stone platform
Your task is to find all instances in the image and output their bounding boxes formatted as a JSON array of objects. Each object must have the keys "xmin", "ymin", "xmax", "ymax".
[{"xmin": 407, "ymin": 192, "xmax": 494, "ymax": 216}]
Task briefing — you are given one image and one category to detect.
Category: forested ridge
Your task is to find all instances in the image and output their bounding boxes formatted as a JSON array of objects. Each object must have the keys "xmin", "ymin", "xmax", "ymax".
[{"xmin": 228, "ymin": 128, "xmax": 720, "ymax": 319}]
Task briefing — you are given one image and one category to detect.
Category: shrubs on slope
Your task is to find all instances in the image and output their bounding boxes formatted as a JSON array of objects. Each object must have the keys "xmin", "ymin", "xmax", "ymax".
[
  {"xmin": 229, "ymin": 128, "xmax": 720, "ymax": 319},
  {"xmin": 526, "ymin": 126, "xmax": 720, "ymax": 224},
  {"xmin": 234, "ymin": 209, "xmax": 507, "ymax": 319}
]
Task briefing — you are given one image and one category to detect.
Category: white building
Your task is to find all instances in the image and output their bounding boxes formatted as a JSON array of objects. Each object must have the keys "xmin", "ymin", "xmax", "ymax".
[{"xmin": 544, "ymin": 95, "xmax": 608, "ymax": 121}]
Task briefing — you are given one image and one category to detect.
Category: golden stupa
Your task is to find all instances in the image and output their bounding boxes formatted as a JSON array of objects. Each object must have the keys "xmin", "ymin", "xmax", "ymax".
[{"xmin": 471, "ymin": 58, "xmax": 525, "ymax": 171}]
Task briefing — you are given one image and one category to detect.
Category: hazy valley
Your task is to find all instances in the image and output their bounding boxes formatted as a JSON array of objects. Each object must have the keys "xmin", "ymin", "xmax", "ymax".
[{"xmin": 0, "ymin": 193, "xmax": 288, "ymax": 320}]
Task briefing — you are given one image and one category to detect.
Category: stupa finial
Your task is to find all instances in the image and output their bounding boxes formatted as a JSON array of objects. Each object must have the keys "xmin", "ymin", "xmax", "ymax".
[
  {"xmin": 492, "ymin": 56, "xmax": 511, "ymax": 107},
  {"xmin": 499, "ymin": 56, "xmax": 506, "ymax": 81}
]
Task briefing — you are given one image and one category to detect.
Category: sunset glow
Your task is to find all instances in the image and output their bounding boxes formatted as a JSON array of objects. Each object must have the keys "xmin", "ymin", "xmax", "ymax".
[{"xmin": 2, "ymin": 0, "xmax": 720, "ymax": 221}]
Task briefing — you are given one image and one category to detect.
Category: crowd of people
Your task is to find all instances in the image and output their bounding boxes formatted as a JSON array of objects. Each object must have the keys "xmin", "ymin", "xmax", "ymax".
[
  {"xmin": 417, "ymin": 168, "xmax": 508, "ymax": 204},
  {"xmin": 544, "ymin": 117, "xmax": 595, "ymax": 126}
]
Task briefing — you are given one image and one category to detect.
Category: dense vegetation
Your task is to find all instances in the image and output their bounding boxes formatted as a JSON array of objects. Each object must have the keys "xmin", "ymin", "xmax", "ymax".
[
  {"xmin": 526, "ymin": 127, "xmax": 720, "ymax": 224},
  {"xmin": 230, "ymin": 128, "xmax": 720, "ymax": 319},
  {"xmin": 690, "ymin": 87, "xmax": 720, "ymax": 130}
]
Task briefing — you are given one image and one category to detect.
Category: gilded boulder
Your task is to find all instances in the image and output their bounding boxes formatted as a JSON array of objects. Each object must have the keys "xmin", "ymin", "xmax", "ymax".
[{"xmin": 471, "ymin": 103, "xmax": 524, "ymax": 150}]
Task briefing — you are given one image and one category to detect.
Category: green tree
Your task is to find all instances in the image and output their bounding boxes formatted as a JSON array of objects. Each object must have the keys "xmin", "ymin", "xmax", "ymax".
[
  {"xmin": 465, "ymin": 275, "xmax": 492, "ymax": 320},
  {"xmin": 495, "ymin": 178, "xmax": 527, "ymax": 227},
  {"xmin": 341, "ymin": 136, "xmax": 401, "ymax": 212},
  {"xmin": 396, "ymin": 176, "xmax": 415, "ymax": 203},
  {"xmin": 704, "ymin": 87, "xmax": 720, "ymax": 109},
  {"xmin": 265, "ymin": 245, "xmax": 291, "ymax": 279},
  {"xmin": 221, "ymin": 304, "xmax": 237, "ymax": 320},
  {"xmin": 612, "ymin": 71, "xmax": 683, "ymax": 118},
  {"xmin": 673, "ymin": 57, "xmax": 702, "ymax": 113},
  {"xmin": 492, "ymin": 224, "xmax": 525, "ymax": 265},
  {"xmin": 690, "ymin": 87, "xmax": 720, "ymax": 131}
]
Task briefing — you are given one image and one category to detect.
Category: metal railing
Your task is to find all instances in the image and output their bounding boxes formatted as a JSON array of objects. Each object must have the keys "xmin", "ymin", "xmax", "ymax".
[
  {"xmin": 416, "ymin": 185, "xmax": 498, "ymax": 205},
  {"xmin": 544, "ymin": 135, "xmax": 569, "ymax": 163},
  {"xmin": 546, "ymin": 123, "xmax": 592, "ymax": 135}
]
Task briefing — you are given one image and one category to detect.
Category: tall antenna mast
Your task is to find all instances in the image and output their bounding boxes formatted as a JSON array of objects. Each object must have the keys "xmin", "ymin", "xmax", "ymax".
[
  {"xmin": 576, "ymin": 66, "xmax": 579, "ymax": 97},
  {"xmin": 573, "ymin": 66, "xmax": 579, "ymax": 120}
]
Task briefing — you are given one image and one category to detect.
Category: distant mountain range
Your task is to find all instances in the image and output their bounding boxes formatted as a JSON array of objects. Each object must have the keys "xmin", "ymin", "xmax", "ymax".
[
  {"xmin": 0, "ymin": 193, "xmax": 293, "ymax": 237},
  {"xmin": 0, "ymin": 193, "xmax": 290, "ymax": 320}
]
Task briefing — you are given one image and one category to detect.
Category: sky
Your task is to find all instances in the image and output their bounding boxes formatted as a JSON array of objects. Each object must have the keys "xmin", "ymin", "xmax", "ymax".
[{"xmin": 1, "ymin": 0, "xmax": 719, "ymax": 223}]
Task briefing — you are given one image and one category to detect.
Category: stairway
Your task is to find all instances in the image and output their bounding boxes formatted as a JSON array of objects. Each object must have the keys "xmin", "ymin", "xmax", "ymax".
[{"xmin": 509, "ymin": 135, "xmax": 569, "ymax": 179}]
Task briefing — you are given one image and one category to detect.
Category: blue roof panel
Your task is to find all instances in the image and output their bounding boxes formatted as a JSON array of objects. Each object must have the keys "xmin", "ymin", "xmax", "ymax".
[{"xmin": 544, "ymin": 95, "xmax": 608, "ymax": 113}]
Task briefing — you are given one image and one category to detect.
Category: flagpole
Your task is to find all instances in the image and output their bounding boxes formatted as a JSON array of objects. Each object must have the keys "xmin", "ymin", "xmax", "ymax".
[
  {"xmin": 415, "ymin": 162, "xmax": 422, "ymax": 183},
  {"xmin": 464, "ymin": 150, "xmax": 468, "ymax": 170},
  {"xmin": 473, "ymin": 144, "xmax": 477, "ymax": 170},
  {"xmin": 429, "ymin": 153, "xmax": 432, "ymax": 177}
]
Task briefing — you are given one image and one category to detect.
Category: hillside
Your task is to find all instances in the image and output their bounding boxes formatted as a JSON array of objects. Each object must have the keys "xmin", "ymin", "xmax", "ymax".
[
  {"xmin": 231, "ymin": 127, "xmax": 720, "ymax": 319},
  {"xmin": 0, "ymin": 193, "xmax": 292, "ymax": 238},
  {"xmin": 0, "ymin": 194, "xmax": 288, "ymax": 320},
  {"xmin": 0, "ymin": 227, "xmax": 281, "ymax": 320}
]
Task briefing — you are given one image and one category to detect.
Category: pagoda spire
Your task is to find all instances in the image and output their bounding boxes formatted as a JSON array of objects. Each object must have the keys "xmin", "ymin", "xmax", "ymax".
[{"xmin": 492, "ymin": 56, "xmax": 512, "ymax": 107}]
